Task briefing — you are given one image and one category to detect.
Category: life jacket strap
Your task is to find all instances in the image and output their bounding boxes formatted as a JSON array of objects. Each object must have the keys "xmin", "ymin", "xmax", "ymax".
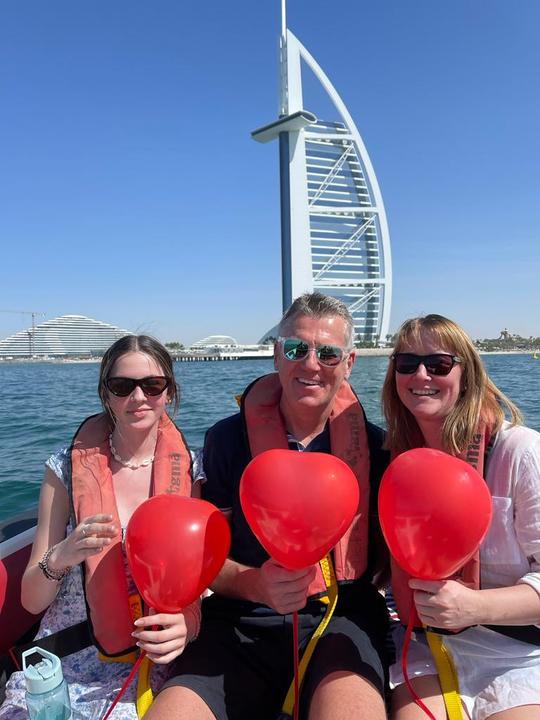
[
  {"xmin": 425, "ymin": 630, "xmax": 464, "ymax": 720},
  {"xmin": 136, "ymin": 655, "xmax": 153, "ymax": 718},
  {"xmin": 281, "ymin": 554, "xmax": 339, "ymax": 717},
  {"xmin": 98, "ymin": 649, "xmax": 138, "ymax": 664}
]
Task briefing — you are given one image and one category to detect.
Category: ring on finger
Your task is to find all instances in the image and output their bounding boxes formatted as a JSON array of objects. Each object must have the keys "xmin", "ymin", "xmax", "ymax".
[{"xmin": 81, "ymin": 526, "xmax": 87, "ymax": 538}]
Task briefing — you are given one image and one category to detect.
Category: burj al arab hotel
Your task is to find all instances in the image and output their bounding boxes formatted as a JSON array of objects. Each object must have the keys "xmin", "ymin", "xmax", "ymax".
[{"xmin": 253, "ymin": 7, "xmax": 392, "ymax": 344}]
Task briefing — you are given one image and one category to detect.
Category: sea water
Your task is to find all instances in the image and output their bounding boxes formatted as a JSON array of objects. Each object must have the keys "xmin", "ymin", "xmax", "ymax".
[{"xmin": 1, "ymin": 354, "xmax": 539, "ymax": 523}]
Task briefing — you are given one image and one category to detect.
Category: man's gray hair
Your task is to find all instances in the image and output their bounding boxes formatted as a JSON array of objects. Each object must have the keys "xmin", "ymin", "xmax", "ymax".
[{"xmin": 278, "ymin": 292, "xmax": 354, "ymax": 348}]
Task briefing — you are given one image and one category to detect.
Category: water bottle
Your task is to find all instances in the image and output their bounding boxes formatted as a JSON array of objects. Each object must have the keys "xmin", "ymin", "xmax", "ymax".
[{"xmin": 22, "ymin": 647, "xmax": 72, "ymax": 720}]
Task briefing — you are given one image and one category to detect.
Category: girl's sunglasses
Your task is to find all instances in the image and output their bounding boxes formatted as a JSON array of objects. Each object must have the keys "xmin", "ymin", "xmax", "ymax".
[
  {"xmin": 105, "ymin": 376, "xmax": 170, "ymax": 397},
  {"xmin": 279, "ymin": 337, "xmax": 348, "ymax": 367},
  {"xmin": 392, "ymin": 353, "xmax": 462, "ymax": 376}
]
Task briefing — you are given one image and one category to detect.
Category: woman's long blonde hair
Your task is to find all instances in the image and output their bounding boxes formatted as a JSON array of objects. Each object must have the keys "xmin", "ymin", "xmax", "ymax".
[{"xmin": 382, "ymin": 314, "xmax": 522, "ymax": 455}]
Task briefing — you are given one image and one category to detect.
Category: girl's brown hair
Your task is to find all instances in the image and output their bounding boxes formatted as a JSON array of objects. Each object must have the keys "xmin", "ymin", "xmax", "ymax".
[{"xmin": 98, "ymin": 335, "xmax": 179, "ymax": 422}]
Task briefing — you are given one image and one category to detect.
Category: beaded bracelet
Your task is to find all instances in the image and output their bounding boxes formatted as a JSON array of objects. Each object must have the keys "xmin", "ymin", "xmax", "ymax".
[{"xmin": 38, "ymin": 545, "xmax": 71, "ymax": 582}]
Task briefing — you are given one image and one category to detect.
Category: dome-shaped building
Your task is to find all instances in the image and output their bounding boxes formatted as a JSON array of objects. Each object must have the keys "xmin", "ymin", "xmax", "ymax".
[
  {"xmin": 191, "ymin": 335, "xmax": 239, "ymax": 349},
  {"xmin": 0, "ymin": 315, "xmax": 131, "ymax": 358}
]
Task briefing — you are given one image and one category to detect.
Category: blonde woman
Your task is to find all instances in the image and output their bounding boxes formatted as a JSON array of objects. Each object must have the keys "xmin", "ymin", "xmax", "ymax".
[{"xmin": 382, "ymin": 315, "xmax": 540, "ymax": 720}]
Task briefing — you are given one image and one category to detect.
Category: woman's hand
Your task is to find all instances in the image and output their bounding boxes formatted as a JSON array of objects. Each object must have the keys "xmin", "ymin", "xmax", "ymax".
[
  {"xmin": 409, "ymin": 578, "xmax": 482, "ymax": 630},
  {"xmin": 48, "ymin": 514, "xmax": 118, "ymax": 571},
  {"xmin": 132, "ymin": 608, "xmax": 194, "ymax": 664}
]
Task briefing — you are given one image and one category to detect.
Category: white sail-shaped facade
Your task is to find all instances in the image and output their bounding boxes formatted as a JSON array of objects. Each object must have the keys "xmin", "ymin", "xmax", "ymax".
[
  {"xmin": 253, "ymin": 29, "xmax": 392, "ymax": 343},
  {"xmin": 0, "ymin": 315, "xmax": 131, "ymax": 357}
]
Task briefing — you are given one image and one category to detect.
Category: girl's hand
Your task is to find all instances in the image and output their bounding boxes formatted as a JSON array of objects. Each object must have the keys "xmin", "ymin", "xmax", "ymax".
[
  {"xmin": 410, "ymin": 578, "xmax": 482, "ymax": 630},
  {"xmin": 48, "ymin": 514, "xmax": 118, "ymax": 571},
  {"xmin": 132, "ymin": 608, "xmax": 194, "ymax": 664}
]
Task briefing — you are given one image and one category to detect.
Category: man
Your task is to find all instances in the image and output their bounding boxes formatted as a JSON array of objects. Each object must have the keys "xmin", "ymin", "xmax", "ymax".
[{"xmin": 147, "ymin": 292, "xmax": 390, "ymax": 720}]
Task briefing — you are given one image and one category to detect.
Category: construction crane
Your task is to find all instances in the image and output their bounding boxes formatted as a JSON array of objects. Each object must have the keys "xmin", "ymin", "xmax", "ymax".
[{"xmin": 0, "ymin": 310, "xmax": 46, "ymax": 356}]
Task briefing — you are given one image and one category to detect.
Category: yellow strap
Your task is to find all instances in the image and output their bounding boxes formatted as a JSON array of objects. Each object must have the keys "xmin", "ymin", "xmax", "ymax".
[
  {"xmin": 136, "ymin": 655, "xmax": 154, "ymax": 718},
  {"xmin": 281, "ymin": 555, "xmax": 339, "ymax": 716},
  {"xmin": 425, "ymin": 630, "xmax": 464, "ymax": 720},
  {"xmin": 98, "ymin": 649, "xmax": 153, "ymax": 718},
  {"xmin": 98, "ymin": 649, "xmax": 138, "ymax": 664},
  {"xmin": 129, "ymin": 593, "xmax": 144, "ymax": 623}
]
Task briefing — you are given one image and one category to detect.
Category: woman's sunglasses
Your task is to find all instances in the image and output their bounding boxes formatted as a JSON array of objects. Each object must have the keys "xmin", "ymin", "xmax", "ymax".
[
  {"xmin": 105, "ymin": 376, "xmax": 170, "ymax": 397},
  {"xmin": 392, "ymin": 353, "xmax": 462, "ymax": 376},
  {"xmin": 279, "ymin": 337, "xmax": 348, "ymax": 367}
]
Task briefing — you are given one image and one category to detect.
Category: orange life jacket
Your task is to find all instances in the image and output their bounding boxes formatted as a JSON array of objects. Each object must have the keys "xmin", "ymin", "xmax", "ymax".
[
  {"xmin": 241, "ymin": 373, "xmax": 371, "ymax": 597},
  {"xmin": 70, "ymin": 412, "xmax": 192, "ymax": 656},
  {"xmin": 391, "ymin": 427, "xmax": 491, "ymax": 628}
]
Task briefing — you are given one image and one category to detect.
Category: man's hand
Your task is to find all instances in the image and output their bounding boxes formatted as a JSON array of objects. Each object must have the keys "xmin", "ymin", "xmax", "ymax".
[{"xmin": 257, "ymin": 559, "xmax": 317, "ymax": 614}]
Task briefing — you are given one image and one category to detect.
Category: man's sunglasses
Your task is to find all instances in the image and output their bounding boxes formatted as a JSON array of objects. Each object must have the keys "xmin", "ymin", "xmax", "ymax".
[
  {"xmin": 278, "ymin": 337, "xmax": 349, "ymax": 367},
  {"xmin": 105, "ymin": 376, "xmax": 170, "ymax": 397},
  {"xmin": 392, "ymin": 353, "xmax": 462, "ymax": 376}
]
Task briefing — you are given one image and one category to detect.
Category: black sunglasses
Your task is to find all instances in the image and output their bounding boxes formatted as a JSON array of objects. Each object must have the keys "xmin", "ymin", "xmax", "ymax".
[
  {"xmin": 278, "ymin": 336, "xmax": 348, "ymax": 367},
  {"xmin": 106, "ymin": 376, "xmax": 170, "ymax": 397},
  {"xmin": 392, "ymin": 353, "xmax": 462, "ymax": 376}
]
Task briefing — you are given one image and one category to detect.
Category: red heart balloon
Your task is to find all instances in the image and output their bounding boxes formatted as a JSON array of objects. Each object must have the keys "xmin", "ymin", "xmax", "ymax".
[
  {"xmin": 379, "ymin": 448, "xmax": 492, "ymax": 580},
  {"xmin": 240, "ymin": 449, "xmax": 360, "ymax": 569},
  {"xmin": 125, "ymin": 495, "xmax": 231, "ymax": 612}
]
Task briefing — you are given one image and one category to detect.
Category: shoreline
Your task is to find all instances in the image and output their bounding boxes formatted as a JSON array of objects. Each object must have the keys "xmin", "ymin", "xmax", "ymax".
[{"xmin": 0, "ymin": 349, "xmax": 537, "ymax": 364}]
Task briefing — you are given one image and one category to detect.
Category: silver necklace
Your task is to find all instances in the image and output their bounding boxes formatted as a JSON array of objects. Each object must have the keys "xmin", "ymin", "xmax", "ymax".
[{"xmin": 108, "ymin": 434, "xmax": 154, "ymax": 470}]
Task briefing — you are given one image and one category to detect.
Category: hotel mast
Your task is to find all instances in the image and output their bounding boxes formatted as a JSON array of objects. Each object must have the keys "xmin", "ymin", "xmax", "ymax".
[{"xmin": 252, "ymin": 1, "xmax": 392, "ymax": 343}]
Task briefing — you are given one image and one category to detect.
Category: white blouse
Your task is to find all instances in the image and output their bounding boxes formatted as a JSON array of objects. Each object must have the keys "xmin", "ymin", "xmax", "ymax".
[
  {"xmin": 390, "ymin": 422, "xmax": 540, "ymax": 720},
  {"xmin": 480, "ymin": 422, "xmax": 540, "ymax": 598}
]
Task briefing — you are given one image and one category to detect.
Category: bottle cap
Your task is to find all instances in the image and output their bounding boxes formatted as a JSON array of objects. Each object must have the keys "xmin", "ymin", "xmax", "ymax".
[{"xmin": 22, "ymin": 647, "xmax": 64, "ymax": 695}]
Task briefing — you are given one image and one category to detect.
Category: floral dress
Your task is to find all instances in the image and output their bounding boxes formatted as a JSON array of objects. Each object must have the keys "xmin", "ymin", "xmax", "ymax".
[{"xmin": 0, "ymin": 447, "xmax": 202, "ymax": 720}]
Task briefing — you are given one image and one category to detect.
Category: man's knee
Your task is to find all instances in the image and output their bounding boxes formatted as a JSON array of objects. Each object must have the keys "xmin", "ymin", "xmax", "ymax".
[{"xmin": 308, "ymin": 670, "xmax": 387, "ymax": 720}]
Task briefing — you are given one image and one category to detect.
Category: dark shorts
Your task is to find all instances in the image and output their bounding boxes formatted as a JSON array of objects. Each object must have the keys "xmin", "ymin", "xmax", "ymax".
[{"xmin": 161, "ymin": 582, "xmax": 389, "ymax": 720}]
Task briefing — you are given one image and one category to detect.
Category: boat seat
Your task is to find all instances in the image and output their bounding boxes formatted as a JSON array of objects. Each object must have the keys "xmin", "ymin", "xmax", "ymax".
[{"xmin": 0, "ymin": 512, "xmax": 44, "ymax": 658}]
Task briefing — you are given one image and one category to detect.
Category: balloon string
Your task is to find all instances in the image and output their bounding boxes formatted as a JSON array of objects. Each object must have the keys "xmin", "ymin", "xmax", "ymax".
[
  {"xmin": 293, "ymin": 610, "xmax": 299, "ymax": 720},
  {"xmin": 101, "ymin": 651, "xmax": 146, "ymax": 720},
  {"xmin": 402, "ymin": 614, "xmax": 436, "ymax": 720}
]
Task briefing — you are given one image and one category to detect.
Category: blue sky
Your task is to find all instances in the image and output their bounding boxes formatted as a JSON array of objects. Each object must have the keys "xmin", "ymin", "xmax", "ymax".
[{"xmin": 1, "ymin": 1, "xmax": 539, "ymax": 344}]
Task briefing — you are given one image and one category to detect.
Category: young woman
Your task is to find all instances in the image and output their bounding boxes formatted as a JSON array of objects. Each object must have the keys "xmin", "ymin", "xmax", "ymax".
[
  {"xmin": 382, "ymin": 315, "xmax": 540, "ymax": 720},
  {"xmin": 0, "ymin": 335, "xmax": 201, "ymax": 719}
]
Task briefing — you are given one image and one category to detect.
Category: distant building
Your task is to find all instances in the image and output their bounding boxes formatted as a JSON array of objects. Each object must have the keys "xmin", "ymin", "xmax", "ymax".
[
  {"xmin": 252, "ymin": 23, "xmax": 392, "ymax": 344},
  {"xmin": 0, "ymin": 315, "xmax": 131, "ymax": 358},
  {"xmin": 190, "ymin": 335, "xmax": 240, "ymax": 350}
]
